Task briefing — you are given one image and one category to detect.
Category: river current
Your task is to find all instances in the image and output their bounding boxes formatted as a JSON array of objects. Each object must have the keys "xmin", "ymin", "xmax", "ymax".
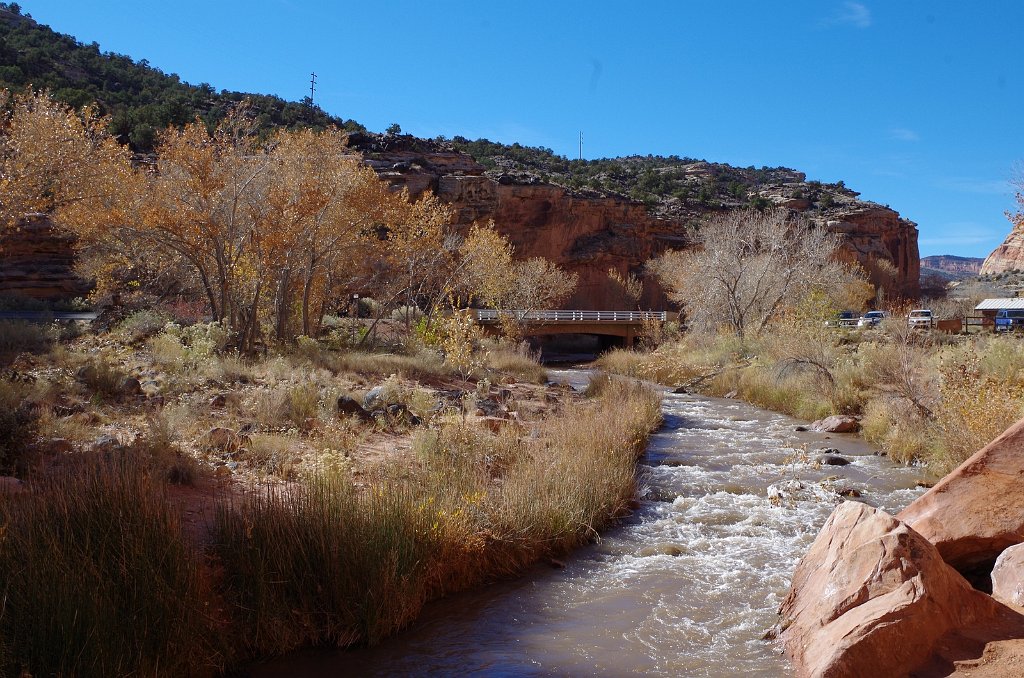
[{"xmin": 250, "ymin": 371, "xmax": 929, "ymax": 677}]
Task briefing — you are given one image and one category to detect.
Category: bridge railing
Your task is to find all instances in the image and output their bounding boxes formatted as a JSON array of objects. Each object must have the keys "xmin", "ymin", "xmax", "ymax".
[{"xmin": 474, "ymin": 310, "xmax": 667, "ymax": 323}]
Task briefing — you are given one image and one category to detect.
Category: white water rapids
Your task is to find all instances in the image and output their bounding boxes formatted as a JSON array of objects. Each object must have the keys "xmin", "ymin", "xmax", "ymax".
[{"xmin": 250, "ymin": 372, "xmax": 930, "ymax": 677}]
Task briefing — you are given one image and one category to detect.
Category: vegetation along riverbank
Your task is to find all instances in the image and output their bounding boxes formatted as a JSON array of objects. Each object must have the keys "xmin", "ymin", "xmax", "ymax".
[{"xmin": 0, "ymin": 315, "xmax": 661, "ymax": 675}]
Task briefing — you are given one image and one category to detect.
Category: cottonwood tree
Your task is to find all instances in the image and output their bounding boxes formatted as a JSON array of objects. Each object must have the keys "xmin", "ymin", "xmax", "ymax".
[
  {"xmin": 0, "ymin": 89, "xmax": 132, "ymax": 233},
  {"xmin": 457, "ymin": 223, "xmax": 577, "ymax": 337},
  {"xmin": 70, "ymin": 106, "xmax": 437, "ymax": 350},
  {"xmin": 650, "ymin": 208, "xmax": 845, "ymax": 339}
]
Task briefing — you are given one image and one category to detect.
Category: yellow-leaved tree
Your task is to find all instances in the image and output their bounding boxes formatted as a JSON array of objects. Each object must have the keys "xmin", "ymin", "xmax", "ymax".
[
  {"xmin": 457, "ymin": 222, "xmax": 577, "ymax": 338},
  {"xmin": 0, "ymin": 89, "xmax": 132, "ymax": 234}
]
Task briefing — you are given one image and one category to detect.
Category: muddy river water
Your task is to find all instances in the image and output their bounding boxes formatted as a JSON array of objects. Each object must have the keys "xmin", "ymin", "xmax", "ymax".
[{"xmin": 251, "ymin": 371, "xmax": 930, "ymax": 677}]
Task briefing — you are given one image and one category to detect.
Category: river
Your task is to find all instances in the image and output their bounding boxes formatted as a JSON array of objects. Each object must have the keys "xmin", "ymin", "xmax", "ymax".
[{"xmin": 248, "ymin": 372, "xmax": 930, "ymax": 677}]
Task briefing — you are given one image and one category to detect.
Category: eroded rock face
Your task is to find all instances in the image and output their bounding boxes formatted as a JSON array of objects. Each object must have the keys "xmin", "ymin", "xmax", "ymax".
[
  {"xmin": 351, "ymin": 134, "xmax": 921, "ymax": 309},
  {"xmin": 0, "ymin": 214, "xmax": 90, "ymax": 300},
  {"xmin": 0, "ymin": 136, "xmax": 922, "ymax": 306},
  {"xmin": 899, "ymin": 417, "xmax": 1024, "ymax": 574},
  {"xmin": 778, "ymin": 501, "xmax": 1021, "ymax": 678},
  {"xmin": 981, "ymin": 222, "xmax": 1024, "ymax": 275}
]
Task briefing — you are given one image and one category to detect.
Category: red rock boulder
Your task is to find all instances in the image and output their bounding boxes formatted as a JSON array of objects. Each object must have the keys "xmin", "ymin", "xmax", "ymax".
[
  {"xmin": 810, "ymin": 415, "xmax": 860, "ymax": 433},
  {"xmin": 899, "ymin": 417, "xmax": 1024, "ymax": 574},
  {"xmin": 777, "ymin": 501, "xmax": 1023, "ymax": 678}
]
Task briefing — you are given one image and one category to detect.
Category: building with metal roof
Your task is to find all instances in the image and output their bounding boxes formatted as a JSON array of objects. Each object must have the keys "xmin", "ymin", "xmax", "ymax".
[{"xmin": 975, "ymin": 298, "xmax": 1024, "ymax": 310}]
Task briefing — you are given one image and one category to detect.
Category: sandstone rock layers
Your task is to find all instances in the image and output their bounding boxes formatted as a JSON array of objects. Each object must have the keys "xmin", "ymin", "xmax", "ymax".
[
  {"xmin": 353, "ymin": 135, "xmax": 921, "ymax": 309},
  {"xmin": 0, "ymin": 135, "xmax": 922, "ymax": 305},
  {"xmin": 778, "ymin": 501, "xmax": 1024, "ymax": 678},
  {"xmin": 0, "ymin": 214, "xmax": 89, "ymax": 300}
]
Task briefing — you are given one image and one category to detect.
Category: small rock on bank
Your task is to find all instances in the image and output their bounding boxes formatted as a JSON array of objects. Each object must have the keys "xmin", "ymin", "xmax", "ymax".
[{"xmin": 809, "ymin": 415, "xmax": 859, "ymax": 433}]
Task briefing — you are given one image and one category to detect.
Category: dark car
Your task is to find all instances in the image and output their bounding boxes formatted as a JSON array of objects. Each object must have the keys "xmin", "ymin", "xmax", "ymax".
[
  {"xmin": 995, "ymin": 309, "xmax": 1024, "ymax": 332},
  {"xmin": 825, "ymin": 310, "xmax": 858, "ymax": 328}
]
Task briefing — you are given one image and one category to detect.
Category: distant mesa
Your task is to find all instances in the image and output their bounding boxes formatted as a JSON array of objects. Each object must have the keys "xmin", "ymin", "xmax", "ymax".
[{"xmin": 921, "ymin": 254, "xmax": 985, "ymax": 282}]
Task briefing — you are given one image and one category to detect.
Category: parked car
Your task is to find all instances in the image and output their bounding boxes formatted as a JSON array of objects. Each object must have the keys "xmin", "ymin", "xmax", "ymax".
[
  {"xmin": 825, "ymin": 310, "xmax": 858, "ymax": 327},
  {"xmin": 994, "ymin": 309, "xmax": 1024, "ymax": 332},
  {"xmin": 907, "ymin": 309, "xmax": 933, "ymax": 328},
  {"xmin": 857, "ymin": 310, "xmax": 888, "ymax": 328}
]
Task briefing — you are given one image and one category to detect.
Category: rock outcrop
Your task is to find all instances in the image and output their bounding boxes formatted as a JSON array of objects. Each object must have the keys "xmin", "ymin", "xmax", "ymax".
[
  {"xmin": 778, "ymin": 501, "xmax": 1024, "ymax": 678},
  {"xmin": 982, "ymin": 222, "xmax": 1024, "ymax": 275},
  {"xmin": 899, "ymin": 417, "xmax": 1024, "ymax": 578},
  {"xmin": 351, "ymin": 134, "xmax": 921, "ymax": 308},
  {"xmin": 0, "ymin": 135, "xmax": 922, "ymax": 306},
  {"xmin": 0, "ymin": 214, "xmax": 90, "ymax": 300}
]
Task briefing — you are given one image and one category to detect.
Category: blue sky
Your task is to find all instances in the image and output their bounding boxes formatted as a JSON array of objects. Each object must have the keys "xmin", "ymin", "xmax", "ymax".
[{"xmin": 20, "ymin": 1, "xmax": 1024, "ymax": 258}]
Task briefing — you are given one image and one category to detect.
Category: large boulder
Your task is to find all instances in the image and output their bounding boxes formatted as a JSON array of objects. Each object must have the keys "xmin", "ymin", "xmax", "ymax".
[
  {"xmin": 899, "ymin": 417, "xmax": 1024, "ymax": 575},
  {"xmin": 777, "ymin": 501, "xmax": 1024, "ymax": 678}
]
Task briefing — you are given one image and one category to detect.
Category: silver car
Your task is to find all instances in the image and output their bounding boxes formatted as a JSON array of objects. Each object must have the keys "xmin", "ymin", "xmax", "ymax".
[
  {"xmin": 857, "ymin": 310, "xmax": 887, "ymax": 327},
  {"xmin": 907, "ymin": 309, "xmax": 932, "ymax": 328}
]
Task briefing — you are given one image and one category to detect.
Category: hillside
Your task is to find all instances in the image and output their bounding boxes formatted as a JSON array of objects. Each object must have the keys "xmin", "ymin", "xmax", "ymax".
[
  {"xmin": 448, "ymin": 136, "xmax": 860, "ymax": 223},
  {"xmin": 0, "ymin": 3, "xmax": 921, "ymax": 305},
  {"xmin": 0, "ymin": 3, "xmax": 364, "ymax": 149}
]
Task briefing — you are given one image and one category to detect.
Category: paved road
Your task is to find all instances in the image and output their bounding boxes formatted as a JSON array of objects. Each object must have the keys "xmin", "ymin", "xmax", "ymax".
[{"xmin": 0, "ymin": 310, "xmax": 98, "ymax": 321}]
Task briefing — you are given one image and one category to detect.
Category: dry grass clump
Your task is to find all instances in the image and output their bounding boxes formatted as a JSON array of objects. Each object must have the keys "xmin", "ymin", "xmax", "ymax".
[
  {"xmin": 115, "ymin": 309, "xmax": 172, "ymax": 344},
  {"xmin": 0, "ymin": 320, "xmax": 54, "ymax": 355},
  {"xmin": 296, "ymin": 342, "xmax": 450, "ymax": 381},
  {"xmin": 214, "ymin": 377, "xmax": 662, "ymax": 657},
  {"xmin": 241, "ymin": 434, "xmax": 302, "ymax": 480},
  {"xmin": 0, "ymin": 454, "xmax": 226, "ymax": 676},
  {"xmin": 481, "ymin": 340, "xmax": 546, "ymax": 383},
  {"xmin": 76, "ymin": 358, "xmax": 128, "ymax": 401},
  {"xmin": 0, "ymin": 379, "xmax": 38, "ymax": 473}
]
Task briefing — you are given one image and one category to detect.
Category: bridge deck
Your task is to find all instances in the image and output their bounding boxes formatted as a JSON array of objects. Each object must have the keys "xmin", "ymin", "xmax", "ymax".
[{"xmin": 471, "ymin": 310, "xmax": 673, "ymax": 346}]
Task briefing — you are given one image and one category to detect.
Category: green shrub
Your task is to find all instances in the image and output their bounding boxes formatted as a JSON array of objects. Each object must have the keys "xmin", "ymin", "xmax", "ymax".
[{"xmin": 115, "ymin": 309, "xmax": 172, "ymax": 343}]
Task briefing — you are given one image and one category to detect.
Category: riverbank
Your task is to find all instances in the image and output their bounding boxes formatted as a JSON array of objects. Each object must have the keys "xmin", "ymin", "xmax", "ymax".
[
  {"xmin": 596, "ymin": 323, "xmax": 1024, "ymax": 475},
  {"xmin": 0, "ymin": 318, "xmax": 661, "ymax": 676},
  {"xmin": 246, "ymin": 384, "xmax": 927, "ymax": 676}
]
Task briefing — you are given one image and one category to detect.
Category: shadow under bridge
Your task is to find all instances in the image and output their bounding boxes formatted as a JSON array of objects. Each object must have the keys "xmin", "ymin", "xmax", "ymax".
[{"xmin": 471, "ymin": 309, "xmax": 674, "ymax": 348}]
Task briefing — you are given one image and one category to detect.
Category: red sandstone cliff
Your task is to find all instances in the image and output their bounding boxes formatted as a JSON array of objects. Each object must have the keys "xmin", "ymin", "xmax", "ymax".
[
  {"xmin": 0, "ymin": 215, "xmax": 90, "ymax": 300},
  {"xmin": 354, "ymin": 134, "xmax": 921, "ymax": 309},
  {"xmin": 0, "ymin": 136, "xmax": 921, "ymax": 308}
]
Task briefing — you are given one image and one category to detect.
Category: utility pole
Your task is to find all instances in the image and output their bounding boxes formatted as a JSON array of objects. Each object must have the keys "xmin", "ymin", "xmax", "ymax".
[
  {"xmin": 309, "ymin": 72, "xmax": 317, "ymax": 106},
  {"xmin": 579, "ymin": 131, "xmax": 583, "ymax": 161}
]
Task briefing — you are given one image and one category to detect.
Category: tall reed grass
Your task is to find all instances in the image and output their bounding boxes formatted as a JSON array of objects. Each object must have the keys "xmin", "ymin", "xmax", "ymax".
[
  {"xmin": 0, "ymin": 454, "xmax": 225, "ymax": 677},
  {"xmin": 214, "ymin": 377, "xmax": 661, "ymax": 657}
]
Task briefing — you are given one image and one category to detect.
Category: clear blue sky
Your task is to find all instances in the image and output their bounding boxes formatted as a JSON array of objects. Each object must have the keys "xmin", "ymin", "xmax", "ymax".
[{"xmin": 20, "ymin": 1, "xmax": 1024, "ymax": 258}]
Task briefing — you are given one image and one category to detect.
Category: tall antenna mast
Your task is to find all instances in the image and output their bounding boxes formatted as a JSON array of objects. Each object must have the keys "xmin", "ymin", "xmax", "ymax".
[
  {"xmin": 579, "ymin": 131, "xmax": 583, "ymax": 161},
  {"xmin": 309, "ymin": 72, "xmax": 317, "ymax": 106}
]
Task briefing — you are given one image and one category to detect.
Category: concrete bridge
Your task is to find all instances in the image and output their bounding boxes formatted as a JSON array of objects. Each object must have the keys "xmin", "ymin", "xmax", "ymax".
[{"xmin": 471, "ymin": 309, "xmax": 674, "ymax": 347}]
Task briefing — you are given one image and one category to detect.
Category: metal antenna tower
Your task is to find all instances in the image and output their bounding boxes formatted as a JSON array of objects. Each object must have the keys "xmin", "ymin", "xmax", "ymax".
[
  {"xmin": 309, "ymin": 72, "xmax": 317, "ymax": 106},
  {"xmin": 579, "ymin": 131, "xmax": 583, "ymax": 161}
]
